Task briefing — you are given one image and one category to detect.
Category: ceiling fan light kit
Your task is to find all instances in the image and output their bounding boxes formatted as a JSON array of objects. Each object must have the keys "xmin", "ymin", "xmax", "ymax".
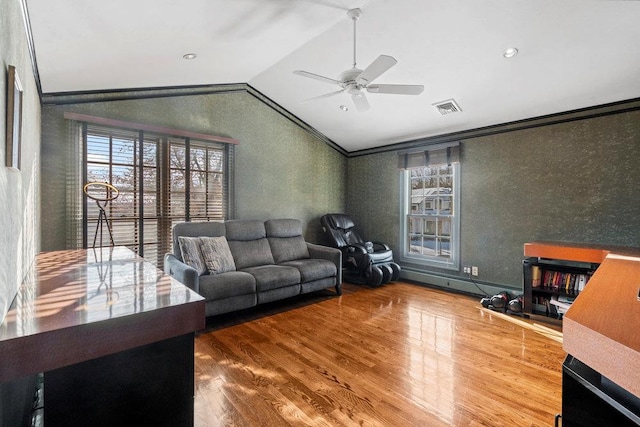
[{"xmin": 294, "ymin": 8, "xmax": 424, "ymax": 112}]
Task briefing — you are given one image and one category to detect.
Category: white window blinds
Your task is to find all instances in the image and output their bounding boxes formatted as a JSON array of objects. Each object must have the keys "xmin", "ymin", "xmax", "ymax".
[{"xmin": 74, "ymin": 121, "xmax": 234, "ymax": 267}]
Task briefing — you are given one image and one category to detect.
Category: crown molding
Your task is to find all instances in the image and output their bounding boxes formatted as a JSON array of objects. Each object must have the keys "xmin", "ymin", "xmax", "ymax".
[
  {"xmin": 40, "ymin": 83, "xmax": 640, "ymax": 159},
  {"xmin": 348, "ymin": 97, "xmax": 640, "ymax": 158}
]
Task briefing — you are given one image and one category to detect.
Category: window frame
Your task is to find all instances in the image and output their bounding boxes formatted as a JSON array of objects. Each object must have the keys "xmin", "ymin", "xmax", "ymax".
[
  {"xmin": 81, "ymin": 123, "xmax": 231, "ymax": 266},
  {"xmin": 399, "ymin": 162, "xmax": 460, "ymax": 271}
]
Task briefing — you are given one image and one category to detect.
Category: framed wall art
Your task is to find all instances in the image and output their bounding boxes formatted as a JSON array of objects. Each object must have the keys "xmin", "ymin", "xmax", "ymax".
[{"xmin": 6, "ymin": 65, "xmax": 23, "ymax": 170}]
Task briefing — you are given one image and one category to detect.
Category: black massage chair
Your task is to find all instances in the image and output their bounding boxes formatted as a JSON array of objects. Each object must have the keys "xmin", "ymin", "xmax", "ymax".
[{"xmin": 320, "ymin": 213, "xmax": 400, "ymax": 287}]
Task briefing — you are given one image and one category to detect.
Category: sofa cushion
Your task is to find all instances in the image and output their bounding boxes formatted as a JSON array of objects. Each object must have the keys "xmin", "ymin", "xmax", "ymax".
[
  {"xmin": 177, "ymin": 236, "xmax": 207, "ymax": 276},
  {"xmin": 265, "ymin": 219, "xmax": 303, "ymax": 238},
  {"xmin": 228, "ymin": 238, "xmax": 275, "ymax": 270},
  {"xmin": 200, "ymin": 236, "xmax": 236, "ymax": 274},
  {"xmin": 198, "ymin": 271, "xmax": 256, "ymax": 300},
  {"xmin": 225, "ymin": 219, "xmax": 266, "ymax": 241},
  {"xmin": 268, "ymin": 236, "xmax": 310, "ymax": 263},
  {"xmin": 173, "ymin": 221, "xmax": 225, "ymax": 262},
  {"xmin": 280, "ymin": 259, "xmax": 337, "ymax": 283},
  {"xmin": 265, "ymin": 219, "xmax": 310, "ymax": 263},
  {"xmin": 241, "ymin": 265, "xmax": 300, "ymax": 292}
]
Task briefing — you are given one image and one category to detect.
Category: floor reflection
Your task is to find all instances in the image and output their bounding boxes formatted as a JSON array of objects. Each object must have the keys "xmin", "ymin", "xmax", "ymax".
[{"xmin": 193, "ymin": 283, "xmax": 565, "ymax": 426}]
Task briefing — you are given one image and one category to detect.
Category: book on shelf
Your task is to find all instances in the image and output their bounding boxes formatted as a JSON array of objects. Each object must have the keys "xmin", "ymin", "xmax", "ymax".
[
  {"xmin": 536, "ymin": 269, "xmax": 592, "ymax": 294},
  {"xmin": 576, "ymin": 274, "xmax": 590, "ymax": 292},
  {"xmin": 531, "ymin": 265, "xmax": 541, "ymax": 287},
  {"xmin": 550, "ymin": 295, "xmax": 577, "ymax": 316},
  {"xmin": 532, "ymin": 296, "xmax": 549, "ymax": 315},
  {"xmin": 558, "ymin": 295, "xmax": 576, "ymax": 305}
]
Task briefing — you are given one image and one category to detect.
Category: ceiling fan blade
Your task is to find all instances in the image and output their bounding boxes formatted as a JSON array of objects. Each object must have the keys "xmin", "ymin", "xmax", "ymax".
[
  {"xmin": 351, "ymin": 92, "xmax": 370, "ymax": 112},
  {"xmin": 301, "ymin": 89, "xmax": 345, "ymax": 103},
  {"xmin": 293, "ymin": 70, "xmax": 340, "ymax": 85},
  {"xmin": 356, "ymin": 55, "xmax": 397, "ymax": 85},
  {"xmin": 367, "ymin": 84, "xmax": 424, "ymax": 95}
]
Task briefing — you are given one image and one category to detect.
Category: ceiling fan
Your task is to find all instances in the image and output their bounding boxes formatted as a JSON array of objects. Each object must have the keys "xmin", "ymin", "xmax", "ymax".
[{"xmin": 293, "ymin": 8, "xmax": 424, "ymax": 112}]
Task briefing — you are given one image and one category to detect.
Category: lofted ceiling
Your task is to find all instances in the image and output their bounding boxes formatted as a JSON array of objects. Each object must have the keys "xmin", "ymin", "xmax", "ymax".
[{"xmin": 26, "ymin": 0, "xmax": 640, "ymax": 153}]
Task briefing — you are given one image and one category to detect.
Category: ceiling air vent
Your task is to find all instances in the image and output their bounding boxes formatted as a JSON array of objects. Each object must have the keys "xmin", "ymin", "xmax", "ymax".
[{"xmin": 433, "ymin": 99, "xmax": 462, "ymax": 115}]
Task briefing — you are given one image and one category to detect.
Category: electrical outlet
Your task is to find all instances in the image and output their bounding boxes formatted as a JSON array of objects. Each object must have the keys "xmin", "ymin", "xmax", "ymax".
[
  {"xmin": 472, "ymin": 266, "xmax": 478, "ymax": 276},
  {"xmin": 463, "ymin": 266, "xmax": 471, "ymax": 274}
]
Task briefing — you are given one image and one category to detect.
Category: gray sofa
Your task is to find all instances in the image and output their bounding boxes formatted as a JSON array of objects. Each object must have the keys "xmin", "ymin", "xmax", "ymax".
[{"xmin": 164, "ymin": 219, "xmax": 342, "ymax": 317}]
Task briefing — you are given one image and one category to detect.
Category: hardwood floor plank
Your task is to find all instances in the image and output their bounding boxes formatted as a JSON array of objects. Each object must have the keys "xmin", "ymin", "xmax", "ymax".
[{"xmin": 194, "ymin": 283, "xmax": 565, "ymax": 426}]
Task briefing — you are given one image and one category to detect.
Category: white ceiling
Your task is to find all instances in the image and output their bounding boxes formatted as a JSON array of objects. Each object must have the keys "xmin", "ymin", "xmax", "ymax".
[{"xmin": 27, "ymin": 0, "xmax": 640, "ymax": 153}]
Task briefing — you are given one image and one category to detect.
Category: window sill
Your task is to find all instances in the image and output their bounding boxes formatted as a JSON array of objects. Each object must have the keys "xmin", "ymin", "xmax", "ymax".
[{"xmin": 399, "ymin": 255, "xmax": 459, "ymax": 272}]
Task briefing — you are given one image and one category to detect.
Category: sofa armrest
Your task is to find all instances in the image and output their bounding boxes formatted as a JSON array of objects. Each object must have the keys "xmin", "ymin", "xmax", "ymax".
[
  {"xmin": 164, "ymin": 253, "xmax": 200, "ymax": 293},
  {"xmin": 307, "ymin": 243, "xmax": 342, "ymax": 286}
]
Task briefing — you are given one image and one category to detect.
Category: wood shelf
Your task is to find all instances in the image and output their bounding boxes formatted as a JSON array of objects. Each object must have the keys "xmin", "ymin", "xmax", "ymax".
[
  {"xmin": 523, "ymin": 241, "xmax": 640, "ymax": 324},
  {"xmin": 524, "ymin": 241, "xmax": 610, "ymax": 264},
  {"xmin": 524, "ymin": 241, "xmax": 640, "ymax": 264}
]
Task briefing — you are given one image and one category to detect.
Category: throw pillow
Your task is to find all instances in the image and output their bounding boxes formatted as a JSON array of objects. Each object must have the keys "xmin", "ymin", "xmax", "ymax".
[
  {"xmin": 178, "ymin": 236, "xmax": 208, "ymax": 276},
  {"xmin": 199, "ymin": 236, "xmax": 236, "ymax": 274}
]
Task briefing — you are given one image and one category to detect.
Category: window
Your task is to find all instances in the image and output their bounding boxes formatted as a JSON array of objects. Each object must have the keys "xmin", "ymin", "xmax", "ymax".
[
  {"xmin": 82, "ymin": 124, "xmax": 232, "ymax": 266},
  {"xmin": 399, "ymin": 146, "xmax": 460, "ymax": 270}
]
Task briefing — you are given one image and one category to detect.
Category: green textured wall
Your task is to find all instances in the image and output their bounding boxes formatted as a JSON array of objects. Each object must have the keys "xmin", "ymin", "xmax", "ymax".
[
  {"xmin": 345, "ymin": 152, "xmax": 401, "ymax": 254},
  {"xmin": 347, "ymin": 110, "xmax": 640, "ymax": 291},
  {"xmin": 0, "ymin": 0, "xmax": 42, "ymax": 322},
  {"xmin": 40, "ymin": 91, "xmax": 346, "ymax": 251},
  {"xmin": 39, "ymin": 81, "xmax": 640, "ymax": 293}
]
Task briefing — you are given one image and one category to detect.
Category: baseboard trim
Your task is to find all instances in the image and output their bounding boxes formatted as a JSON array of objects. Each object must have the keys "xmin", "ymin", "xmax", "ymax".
[{"xmin": 399, "ymin": 268, "xmax": 521, "ymax": 297}]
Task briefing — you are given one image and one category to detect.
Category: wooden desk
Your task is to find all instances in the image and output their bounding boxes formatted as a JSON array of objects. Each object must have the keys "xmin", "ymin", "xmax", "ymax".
[
  {"xmin": 563, "ymin": 251, "xmax": 640, "ymax": 400},
  {"xmin": 0, "ymin": 247, "xmax": 205, "ymax": 426}
]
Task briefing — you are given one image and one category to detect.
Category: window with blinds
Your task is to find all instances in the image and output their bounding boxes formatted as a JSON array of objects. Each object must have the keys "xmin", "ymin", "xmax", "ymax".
[
  {"xmin": 398, "ymin": 144, "xmax": 460, "ymax": 270},
  {"xmin": 83, "ymin": 124, "xmax": 230, "ymax": 266}
]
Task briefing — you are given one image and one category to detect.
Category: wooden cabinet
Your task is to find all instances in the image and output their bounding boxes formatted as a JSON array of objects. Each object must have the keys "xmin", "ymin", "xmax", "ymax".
[
  {"xmin": 523, "ymin": 257, "xmax": 597, "ymax": 320},
  {"xmin": 522, "ymin": 242, "xmax": 608, "ymax": 321}
]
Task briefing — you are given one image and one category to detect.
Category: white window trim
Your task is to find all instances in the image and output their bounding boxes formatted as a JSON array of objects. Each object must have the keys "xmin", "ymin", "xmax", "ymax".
[{"xmin": 399, "ymin": 163, "xmax": 461, "ymax": 271}]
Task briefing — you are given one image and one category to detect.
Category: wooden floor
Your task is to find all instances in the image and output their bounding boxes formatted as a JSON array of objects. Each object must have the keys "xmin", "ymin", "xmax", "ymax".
[{"xmin": 194, "ymin": 282, "xmax": 566, "ymax": 427}]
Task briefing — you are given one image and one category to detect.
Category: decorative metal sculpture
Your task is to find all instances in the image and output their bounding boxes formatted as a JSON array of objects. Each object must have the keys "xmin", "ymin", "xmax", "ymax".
[{"xmin": 83, "ymin": 182, "xmax": 119, "ymax": 248}]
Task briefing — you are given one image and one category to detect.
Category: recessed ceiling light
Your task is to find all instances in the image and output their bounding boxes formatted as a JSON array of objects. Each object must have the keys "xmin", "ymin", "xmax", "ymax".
[
  {"xmin": 339, "ymin": 105, "xmax": 348, "ymax": 112},
  {"xmin": 503, "ymin": 48, "xmax": 518, "ymax": 58},
  {"xmin": 183, "ymin": 53, "xmax": 197, "ymax": 60}
]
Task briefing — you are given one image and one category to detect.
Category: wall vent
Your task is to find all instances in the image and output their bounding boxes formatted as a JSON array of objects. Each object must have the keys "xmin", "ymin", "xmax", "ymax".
[{"xmin": 433, "ymin": 99, "xmax": 462, "ymax": 115}]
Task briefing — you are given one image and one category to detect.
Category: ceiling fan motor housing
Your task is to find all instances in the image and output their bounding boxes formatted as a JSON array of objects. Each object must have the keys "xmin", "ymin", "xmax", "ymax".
[
  {"xmin": 339, "ymin": 68, "xmax": 364, "ymax": 93},
  {"xmin": 347, "ymin": 8, "xmax": 361, "ymax": 21}
]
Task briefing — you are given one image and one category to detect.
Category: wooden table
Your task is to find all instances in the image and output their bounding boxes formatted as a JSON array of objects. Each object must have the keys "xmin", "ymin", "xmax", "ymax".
[
  {"xmin": 557, "ymin": 246, "xmax": 640, "ymax": 425},
  {"xmin": 0, "ymin": 247, "xmax": 205, "ymax": 426}
]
